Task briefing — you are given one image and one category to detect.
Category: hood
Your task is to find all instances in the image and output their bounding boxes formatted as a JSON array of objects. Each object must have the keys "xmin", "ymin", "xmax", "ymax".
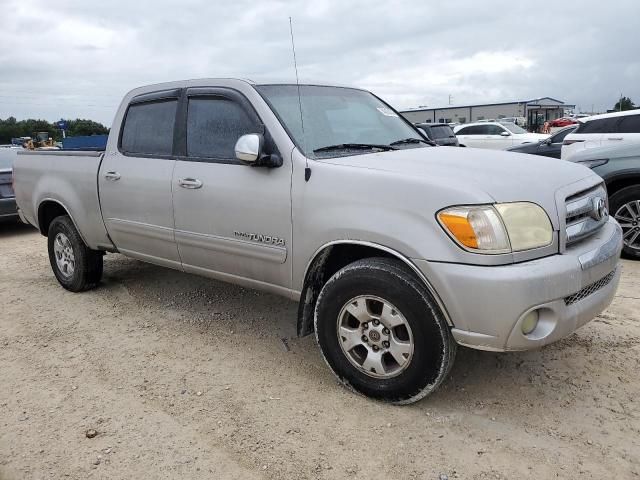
[{"xmin": 317, "ymin": 146, "xmax": 600, "ymax": 227}]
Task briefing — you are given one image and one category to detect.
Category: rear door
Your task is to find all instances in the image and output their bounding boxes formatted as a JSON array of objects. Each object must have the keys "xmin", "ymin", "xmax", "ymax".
[
  {"xmin": 171, "ymin": 88, "xmax": 292, "ymax": 289},
  {"xmin": 562, "ymin": 117, "xmax": 612, "ymax": 158},
  {"xmin": 98, "ymin": 90, "xmax": 181, "ymax": 268},
  {"xmin": 605, "ymin": 113, "xmax": 640, "ymax": 148},
  {"xmin": 455, "ymin": 125, "xmax": 485, "ymax": 147},
  {"xmin": 484, "ymin": 124, "xmax": 512, "ymax": 149}
]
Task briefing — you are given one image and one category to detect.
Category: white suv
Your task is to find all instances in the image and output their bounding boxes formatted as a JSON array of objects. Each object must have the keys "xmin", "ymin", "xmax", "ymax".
[
  {"xmin": 454, "ymin": 122, "xmax": 548, "ymax": 150},
  {"xmin": 561, "ymin": 110, "xmax": 640, "ymax": 159}
]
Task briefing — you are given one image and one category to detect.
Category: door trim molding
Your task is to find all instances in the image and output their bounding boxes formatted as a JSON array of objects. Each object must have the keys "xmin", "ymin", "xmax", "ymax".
[{"xmin": 175, "ymin": 229, "xmax": 287, "ymax": 264}]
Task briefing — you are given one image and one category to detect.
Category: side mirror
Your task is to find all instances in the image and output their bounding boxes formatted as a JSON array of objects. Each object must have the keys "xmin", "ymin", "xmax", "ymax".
[
  {"xmin": 234, "ymin": 133, "xmax": 283, "ymax": 168},
  {"xmin": 235, "ymin": 133, "xmax": 263, "ymax": 164},
  {"xmin": 417, "ymin": 127, "xmax": 429, "ymax": 137},
  {"xmin": 500, "ymin": 131, "xmax": 511, "ymax": 137}
]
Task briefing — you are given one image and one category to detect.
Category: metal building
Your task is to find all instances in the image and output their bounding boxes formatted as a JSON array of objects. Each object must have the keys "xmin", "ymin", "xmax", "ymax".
[{"xmin": 400, "ymin": 97, "xmax": 575, "ymax": 129}]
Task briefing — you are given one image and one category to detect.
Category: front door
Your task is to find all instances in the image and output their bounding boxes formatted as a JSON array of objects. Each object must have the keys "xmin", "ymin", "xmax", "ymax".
[
  {"xmin": 99, "ymin": 92, "xmax": 181, "ymax": 268},
  {"xmin": 171, "ymin": 88, "xmax": 292, "ymax": 290},
  {"xmin": 484, "ymin": 124, "xmax": 512, "ymax": 149}
]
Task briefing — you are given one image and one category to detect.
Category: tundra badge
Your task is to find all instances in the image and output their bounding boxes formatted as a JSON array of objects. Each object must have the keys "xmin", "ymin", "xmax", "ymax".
[{"xmin": 234, "ymin": 231, "xmax": 286, "ymax": 247}]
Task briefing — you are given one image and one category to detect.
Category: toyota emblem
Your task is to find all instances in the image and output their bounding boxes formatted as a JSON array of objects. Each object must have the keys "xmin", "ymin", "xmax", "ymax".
[{"xmin": 591, "ymin": 197, "xmax": 607, "ymax": 221}]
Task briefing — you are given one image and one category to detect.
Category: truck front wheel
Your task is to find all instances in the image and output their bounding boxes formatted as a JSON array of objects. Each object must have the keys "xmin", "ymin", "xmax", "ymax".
[
  {"xmin": 314, "ymin": 257, "xmax": 456, "ymax": 404},
  {"xmin": 47, "ymin": 216, "xmax": 103, "ymax": 292}
]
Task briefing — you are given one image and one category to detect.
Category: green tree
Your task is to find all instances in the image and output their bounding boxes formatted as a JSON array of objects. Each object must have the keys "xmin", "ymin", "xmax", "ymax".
[
  {"xmin": 613, "ymin": 96, "xmax": 636, "ymax": 111},
  {"xmin": 66, "ymin": 119, "xmax": 109, "ymax": 137},
  {"xmin": 0, "ymin": 117, "xmax": 109, "ymax": 144}
]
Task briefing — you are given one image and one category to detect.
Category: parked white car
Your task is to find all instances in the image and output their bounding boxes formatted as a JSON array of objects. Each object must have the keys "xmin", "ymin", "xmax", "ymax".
[
  {"xmin": 561, "ymin": 109, "xmax": 640, "ymax": 159},
  {"xmin": 454, "ymin": 122, "xmax": 548, "ymax": 149}
]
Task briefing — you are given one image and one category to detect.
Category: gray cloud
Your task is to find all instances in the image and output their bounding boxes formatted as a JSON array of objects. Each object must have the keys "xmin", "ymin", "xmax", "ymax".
[{"xmin": 0, "ymin": 0, "xmax": 638, "ymax": 125}]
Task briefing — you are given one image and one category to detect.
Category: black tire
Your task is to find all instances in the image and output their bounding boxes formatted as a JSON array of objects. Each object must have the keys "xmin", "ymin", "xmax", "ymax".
[
  {"xmin": 314, "ymin": 257, "xmax": 456, "ymax": 404},
  {"xmin": 610, "ymin": 185, "xmax": 640, "ymax": 259},
  {"xmin": 47, "ymin": 216, "xmax": 104, "ymax": 292}
]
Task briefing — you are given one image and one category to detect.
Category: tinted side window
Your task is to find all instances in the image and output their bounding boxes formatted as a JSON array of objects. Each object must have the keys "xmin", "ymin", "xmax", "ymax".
[
  {"xmin": 551, "ymin": 127, "xmax": 575, "ymax": 143},
  {"xmin": 187, "ymin": 97, "xmax": 259, "ymax": 159},
  {"xmin": 486, "ymin": 125, "xmax": 506, "ymax": 135},
  {"xmin": 121, "ymin": 100, "xmax": 178, "ymax": 155},
  {"xmin": 577, "ymin": 117, "xmax": 619, "ymax": 134},
  {"xmin": 617, "ymin": 114, "xmax": 640, "ymax": 133},
  {"xmin": 457, "ymin": 125, "xmax": 484, "ymax": 135}
]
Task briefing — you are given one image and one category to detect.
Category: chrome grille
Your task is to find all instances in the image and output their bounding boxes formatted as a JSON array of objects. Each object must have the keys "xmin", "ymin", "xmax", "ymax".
[
  {"xmin": 565, "ymin": 185, "xmax": 608, "ymax": 245},
  {"xmin": 564, "ymin": 269, "xmax": 616, "ymax": 306}
]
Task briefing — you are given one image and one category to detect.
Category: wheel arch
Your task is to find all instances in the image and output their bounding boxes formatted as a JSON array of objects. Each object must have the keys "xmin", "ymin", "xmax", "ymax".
[
  {"xmin": 297, "ymin": 240, "xmax": 452, "ymax": 337},
  {"xmin": 604, "ymin": 171, "xmax": 640, "ymax": 199},
  {"xmin": 37, "ymin": 199, "xmax": 88, "ymax": 246}
]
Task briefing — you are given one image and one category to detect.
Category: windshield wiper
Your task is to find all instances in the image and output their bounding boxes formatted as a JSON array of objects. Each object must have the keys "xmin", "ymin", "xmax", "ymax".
[
  {"xmin": 313, "ymin": 143, "xmax": 398, "ymax": 154},
  {"xmin": 390, "ymin": 137, "xmax": 436, "ymax": 146}
]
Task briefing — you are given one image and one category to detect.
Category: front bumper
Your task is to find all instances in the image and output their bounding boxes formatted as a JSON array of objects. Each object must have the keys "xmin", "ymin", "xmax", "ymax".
[
  {"xmin": 0, "ymin": 197, "xmax": 18, "ymax": 220},
  {"xmin": 414, "ymin": 218, "xmax": 622, "ymax": 351}
]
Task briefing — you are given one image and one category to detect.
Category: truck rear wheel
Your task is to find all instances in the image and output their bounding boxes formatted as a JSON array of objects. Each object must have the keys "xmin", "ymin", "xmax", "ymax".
[
  {"xmin": 47, "ymin": 216, "xmax": 103, "ymax": 292},
  {"xmin": 610, "ymin": 185, "xmax": 640, "ymax": 259},
  {"xmin": 314, "ymin": 257, "xmax": 455, "ymax": 404}
]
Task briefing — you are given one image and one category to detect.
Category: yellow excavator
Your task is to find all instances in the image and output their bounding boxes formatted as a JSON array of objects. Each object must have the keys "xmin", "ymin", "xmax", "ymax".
[{"xmin": 24, "ymin": 132, "xmax": 56, "ymax": 150}]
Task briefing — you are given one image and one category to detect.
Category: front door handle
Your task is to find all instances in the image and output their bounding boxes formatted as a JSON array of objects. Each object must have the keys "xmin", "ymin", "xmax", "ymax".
[
  {"xmin": 178, "ymin": 178, "xmax": 203, "ymax": 189},
  {"xmin": 607, "ymin": 137, "xmax": 623, "ymax": 140},
  {"xmin": 104, "ymin": 171, "xmax": 121, "ymax": 181}
]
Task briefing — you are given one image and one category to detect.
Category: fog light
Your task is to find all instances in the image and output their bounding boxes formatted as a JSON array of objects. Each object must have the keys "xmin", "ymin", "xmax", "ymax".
[{"xmin": 521, "ymin": 310, "xmax": 539, "ymax": 335}]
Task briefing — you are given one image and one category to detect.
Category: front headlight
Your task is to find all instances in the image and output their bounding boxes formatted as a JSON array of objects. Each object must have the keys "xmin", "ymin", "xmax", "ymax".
[{"xmin": 437, "ymin": 202, "xmax": 553, "ymax": 254}]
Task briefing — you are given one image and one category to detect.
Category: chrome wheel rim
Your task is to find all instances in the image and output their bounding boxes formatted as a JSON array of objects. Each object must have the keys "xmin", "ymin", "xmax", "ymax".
[
  {"xmin": 615, "ymin": 200, "xmax": 640, "ymax": 252},
  {"xmin": 336, "ymin": 295, "xmax": 414, "ymax": 379},
  {"xmin": 53, "ymin": 233, "xmax": 75, "ymax": 278}
]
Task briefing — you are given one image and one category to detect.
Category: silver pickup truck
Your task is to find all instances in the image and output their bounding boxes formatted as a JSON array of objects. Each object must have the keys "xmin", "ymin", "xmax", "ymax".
[{"xmin": 14, "ymin": 79, "xmax": 623, "ymax": 404}]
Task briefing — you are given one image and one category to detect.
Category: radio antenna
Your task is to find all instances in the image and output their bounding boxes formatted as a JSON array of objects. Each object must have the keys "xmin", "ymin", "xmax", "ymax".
[{"xmin": 289, "ymin": 16, "xmax": 311, "ymax": 181}]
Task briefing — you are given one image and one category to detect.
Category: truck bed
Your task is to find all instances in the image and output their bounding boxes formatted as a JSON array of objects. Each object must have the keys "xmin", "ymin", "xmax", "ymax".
[{"xmin": 14, "ymin": 150, "xmax": 114, "ymax": 250}]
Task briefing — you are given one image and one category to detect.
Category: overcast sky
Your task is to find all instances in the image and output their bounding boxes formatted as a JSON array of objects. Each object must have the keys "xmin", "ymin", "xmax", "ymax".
[{"xmin": 1, "ymin": 0, "xmax": 638, "ymax": 125}]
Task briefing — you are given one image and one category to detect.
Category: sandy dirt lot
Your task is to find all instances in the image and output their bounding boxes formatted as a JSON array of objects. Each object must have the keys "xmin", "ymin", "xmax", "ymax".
[{"xmin": 0, "ymin": 223, "xmax": 638, "ymax": 479}]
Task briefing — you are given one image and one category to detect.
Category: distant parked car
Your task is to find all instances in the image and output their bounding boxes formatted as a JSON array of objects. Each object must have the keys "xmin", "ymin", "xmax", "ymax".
[
  {"xmin": 499, "ymin": 117, "xmax": 526, "ymax": 127},
  {"xmin": 567, "ymin": 142, "xmax": 640, "ymax": 259},
  {"xmin": 507, "ymin": 125, "xmax": 578, "ymax": 159},
  {"xmin": 0, "ymin": 149, "xmax": 18, "ymax": 222},
  {"xmin": 550, "ymin": 117, "xmax": 577, "ymax": 128},
  {"xmin": 561, "ymin": 109, "xmax": 640, "ymax": 159},
  {"xmin": 453, "ymin": 121, "xmax": 548, "ymax": 149},
  {"xmin": 415, "ymin": 123, "xmax": 460, "ymax": 146}
]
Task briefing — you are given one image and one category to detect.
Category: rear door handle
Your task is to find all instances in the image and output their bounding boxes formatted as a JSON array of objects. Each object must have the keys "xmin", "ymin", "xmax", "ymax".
[
  {"xmin": 607, "ymin": 137, "xmax": 623, "ymax": 140},
  {"xmin": 104, "ymin": 171, "xmax": 121, "ymax": 181},
  {"xmin": 178, "ymin": 178, "xmax": 203, "ymax": 189}
]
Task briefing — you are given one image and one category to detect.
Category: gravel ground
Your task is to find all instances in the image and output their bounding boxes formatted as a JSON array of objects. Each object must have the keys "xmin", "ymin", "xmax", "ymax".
[{"xmin": 0, "ymin": 223, "xmax": 639, "ymax": 479}]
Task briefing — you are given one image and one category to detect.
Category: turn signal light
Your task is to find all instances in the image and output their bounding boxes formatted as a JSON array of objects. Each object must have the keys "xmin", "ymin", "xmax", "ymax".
[{"xmin": 438, "ymin": 212, "xmax": 478, "ymax": 249}]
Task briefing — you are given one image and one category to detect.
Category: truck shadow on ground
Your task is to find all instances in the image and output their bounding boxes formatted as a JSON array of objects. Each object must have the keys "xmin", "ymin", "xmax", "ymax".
[
  {"xmin": 100, "ymin": 253, "xmax": 615, "ymax": 414},
  {"xmin": 0, "ymin": 221, "xmax": 37, "ymax": 239}
]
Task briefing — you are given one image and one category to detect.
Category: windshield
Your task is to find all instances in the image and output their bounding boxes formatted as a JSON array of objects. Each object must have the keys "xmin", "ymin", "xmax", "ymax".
[
  {"xmin": 256, "ymin": 85, "xmax": 427, "ymax": 158},
  {"xmin": 501, "ymin": 122, "xmax": 527, "ymax": 134}
]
